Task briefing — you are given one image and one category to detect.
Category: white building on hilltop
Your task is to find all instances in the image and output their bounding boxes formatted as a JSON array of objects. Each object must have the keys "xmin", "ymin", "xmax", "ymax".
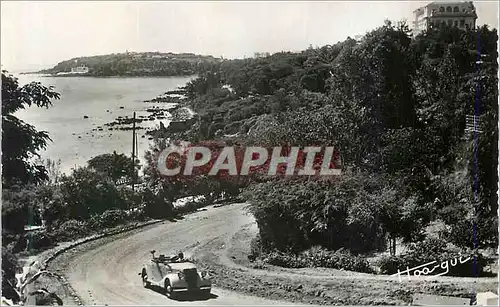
[
  {"xmin": 254, "ymin": 52, "xmax": 270, "ymax": 58},
  {"xmin": 70, "ymin": 65, "xmax": 89, "ymax": 74},
  {"xmin": 413, "ymin": 1, "xmax": 477, "ymax": 35}
]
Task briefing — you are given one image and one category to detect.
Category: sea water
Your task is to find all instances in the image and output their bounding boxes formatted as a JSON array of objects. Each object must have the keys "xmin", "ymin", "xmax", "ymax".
[{"xmin": 13, "ymin": 74, "xmax": 195, "ymax": 174}]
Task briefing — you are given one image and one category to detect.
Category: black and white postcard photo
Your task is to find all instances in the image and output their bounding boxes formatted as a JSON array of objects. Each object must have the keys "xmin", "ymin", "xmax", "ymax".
[{"xmin": 1, "ymin": 1, "xmax": 499, "ymax": 306}]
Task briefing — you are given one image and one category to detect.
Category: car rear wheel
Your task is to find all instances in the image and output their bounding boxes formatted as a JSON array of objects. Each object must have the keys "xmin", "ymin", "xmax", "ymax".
[{"xmin": 164, "ymin": 279, "xmax": 174, "ymax": 299}]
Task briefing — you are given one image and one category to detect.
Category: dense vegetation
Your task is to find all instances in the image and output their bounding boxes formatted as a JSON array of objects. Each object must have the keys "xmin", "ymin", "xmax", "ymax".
[
  {"xmin": 145, "ymin": 21, "xmax": 498, "ymax": 274},
  {"xmin": 0, "ymin": 74, "xmax": 204, "ymax": 302},
  {"xmin": 1, "ymin": 151, "xmax": 208, "ymax": 302},
  {"xmin": 2, "ymin": 71, "xmax": 60, "ymax": 187},
  {"xmin": 2, "ymin": 20, "xmax": 498, "ymax": 303},
  {"xmin": 35, "ymin": 52, "xmax": 221, "ymax": 76}
]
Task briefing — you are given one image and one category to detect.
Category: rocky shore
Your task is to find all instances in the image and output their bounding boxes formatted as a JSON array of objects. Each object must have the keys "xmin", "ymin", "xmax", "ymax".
[{"xmin": 81, "ymin": 89, "xmax": 196, "ymax": 141}]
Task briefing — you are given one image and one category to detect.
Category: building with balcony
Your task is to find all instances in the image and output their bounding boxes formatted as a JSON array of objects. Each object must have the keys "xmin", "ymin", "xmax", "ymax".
[
  {"xmin": 413, "ymin": 1, "xmax": 477, "ymax": 35},
  {"xmin": 70, "ymin": 65, "xmax": 89, "ymax": 74}
]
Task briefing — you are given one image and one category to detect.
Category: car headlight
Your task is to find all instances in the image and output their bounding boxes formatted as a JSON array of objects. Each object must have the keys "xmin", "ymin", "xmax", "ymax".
[{"xmin": 178, "ymin": 272, "xmax": 184, "ymax": 279}]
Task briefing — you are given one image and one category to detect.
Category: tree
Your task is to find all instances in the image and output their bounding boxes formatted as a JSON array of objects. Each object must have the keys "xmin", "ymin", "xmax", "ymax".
[
  {"xmin": 36, "ymin": 184, "xmax": 67, "ymax": 232},
  {"xmin": 328, "ymin": 21, "xmax": 416, "ymax": 172},
  {"xmin": 59, "ymin": 166, "xmax": 127, "ymax": 220},
  {"xmin": 409, "ymin": 26, "xmax": 499, "ymax": 249},
  {"xmin": 2, "ymin": 185, "xmax": 42, "ymax": 234},
  {"xmin": 142, "ymin": 22, "xmax": 498, "ymax": 260},
  {"xmin": 244, "ymin": 173, "xmax": 386, "ymax": 254},
  {"xmin": 2, "ymin": 71, "xmax": 60, "ymax": 187},
  {"xmin": 2, "ymin": 248, "xmax": 20, "ymax": 302},
  {"xmin": 87, "ymin": 151, "xmax": 139, "ymax": 181},
  {"xmin": 144, "ymin": 139, "xmax": 246, "ymax": 203}
]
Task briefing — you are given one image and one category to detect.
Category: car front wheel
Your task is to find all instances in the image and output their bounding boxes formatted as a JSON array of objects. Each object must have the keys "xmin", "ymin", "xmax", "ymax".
[{"xmin": 164, "ymin": 279, "xmax": 174, "ymax": 299}]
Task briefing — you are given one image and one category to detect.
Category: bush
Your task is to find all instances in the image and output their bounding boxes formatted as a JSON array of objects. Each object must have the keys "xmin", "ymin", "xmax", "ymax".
[
  {"xmin": 125, "ymin": 206, "xmax": 147, "ymax": 221},
  {"xmin": 262, "ymin": 246, "xmax": 374, "ymax": 273},
  {"xmin": 2, "ymin": 232, "xmax": 27, "ymax": 253},
  {"xmin": 244, "ymin": 175, "xmax": 388, "ymax": 255},
  {"xmin": 378, "ymin": 255, "xmax": 406, "ymax": 275},
  {"xmin": 89, "ymin": 209, "xmax": 128, "ymax": 228},
  {"xmin": 442, "ymin": 216, "xmax": 498, "ymax": 250},
  {"xmin": 301, "ymin": 247, "xmax": 374, "ymax": 273},
  {"xmin": 59, "ymin": 167, "xmax": 128, "ymax": 220},
  {"xmin": 26, "ymin": 231, "xmax": 54, "ymax": 251},
  {"xmin": 87, "ymin": 151, "xmax": 138, "ymax": 181},
  {"xmin": 249, "ymin": 235, "xmax": 263, "ymax": 259},
  {"xmin": 141, "ymin": 187, "xmax": 174, "ymax": 218},
  {"xmin": 173, "ymin": 200, "xmax": 207, "ymax": 216},
  {"xmin": 2, "ymin": 248, "xmax": 20, "ymax": 302},
  {"xmin": 264, "ymin": 250, "xmax": 305, "ymax": 268},
  {"xmin": 378, "ymin": 237, "xmax": 490, "ymax": 276},
  {"xmin": 119, "ymin": 186, "xmax": 142, "ymax": 208},
  {"xmin": 50, "ymin": 219, "xmax": 89, "ymax": 241},
  {"xmin": 2, "ymin": 186, "xmax": 40, "ymax": 233},
  {"xmin": 175, "ymin": 201, "xmax": 198, "ymax": 214}
]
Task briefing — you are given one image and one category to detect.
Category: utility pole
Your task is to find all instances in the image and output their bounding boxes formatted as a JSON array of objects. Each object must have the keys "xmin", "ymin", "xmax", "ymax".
[
  {"xmin": 135, "ymin": 127, "xmax": 138, "ymax": 187},
  {"xmin": 131, "ymin": 112, "xmax": 136, "ymax": 193}
]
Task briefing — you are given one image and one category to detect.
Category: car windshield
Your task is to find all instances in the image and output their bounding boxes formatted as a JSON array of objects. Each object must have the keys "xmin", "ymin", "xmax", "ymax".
[{"xmin": 168, "ymin": 262, "xmax": 197, "ymax": 271}]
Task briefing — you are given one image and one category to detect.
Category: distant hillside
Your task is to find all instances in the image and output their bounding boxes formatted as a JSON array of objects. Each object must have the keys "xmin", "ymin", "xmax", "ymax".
[{"xmin": 35, "ymin": 52, "xmax": 222, "ymax": 76}]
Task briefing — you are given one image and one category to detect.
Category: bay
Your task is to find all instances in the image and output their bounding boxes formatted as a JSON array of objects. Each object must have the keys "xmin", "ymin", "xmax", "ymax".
[{"xmin": 13, "ymin": 75, "xmax": 195, "ymax": 174}]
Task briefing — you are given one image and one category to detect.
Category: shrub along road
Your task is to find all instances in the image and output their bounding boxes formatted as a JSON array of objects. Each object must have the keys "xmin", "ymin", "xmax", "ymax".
[{"xmin": 49, "ymin": 203, "xmax": 497, "ymax": 305}]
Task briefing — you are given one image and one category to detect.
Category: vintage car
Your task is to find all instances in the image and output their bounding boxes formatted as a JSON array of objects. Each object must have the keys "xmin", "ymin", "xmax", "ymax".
[{"xmin": 139, "ymin": 250, "xmax": 211, "ymax": 298}]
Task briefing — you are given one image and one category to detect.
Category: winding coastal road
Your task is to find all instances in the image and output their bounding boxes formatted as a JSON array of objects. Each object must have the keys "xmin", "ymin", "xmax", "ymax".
[
  {"xmin": 63, "ymin": 204, "xmax": 310, "ymax": 306},
  {"xmin": 56, "ymin": 202, "xmax": 497, "ymax": 306}
]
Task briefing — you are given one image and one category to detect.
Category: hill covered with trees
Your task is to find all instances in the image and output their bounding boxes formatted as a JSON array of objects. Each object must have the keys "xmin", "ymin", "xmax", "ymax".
[
  {"xmin": 2, "ymin": 19, "xmax": 498, "ymax": 305},
  {"xmin": 145, "ymin": 20, "xmax": 498, "ymax": 275},
  {"xmin": 35, "ymin": 52, "xmax": 222, "ymax": 76}
]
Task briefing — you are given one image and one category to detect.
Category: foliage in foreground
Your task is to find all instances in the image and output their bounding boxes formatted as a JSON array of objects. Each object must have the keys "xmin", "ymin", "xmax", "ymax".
[
  {"xmin": 2, "ymin": 248, "xmax": 20, "ymax": 302},
  {"xmin": 1, "ymin": 71, "xmax": 60, "ymax": 188},
  {"xmin": 257, "ymin": 245, "xmax": 374, "ymax": 273}
]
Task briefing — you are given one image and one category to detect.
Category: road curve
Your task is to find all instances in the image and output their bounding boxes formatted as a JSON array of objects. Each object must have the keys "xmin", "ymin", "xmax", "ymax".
[{"xmin": 65, "ymin": 203, "xmax": 310, "ymax": 306}]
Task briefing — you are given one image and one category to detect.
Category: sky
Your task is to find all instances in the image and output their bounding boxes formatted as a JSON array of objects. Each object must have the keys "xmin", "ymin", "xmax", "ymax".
[{"xmin": 2, "ymin": 1, "xmax": 498, "ymax": 72}]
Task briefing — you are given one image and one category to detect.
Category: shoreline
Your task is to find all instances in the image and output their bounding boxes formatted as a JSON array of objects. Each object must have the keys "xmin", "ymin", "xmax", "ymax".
[
  {"xmin": 15, "ymin": 76, "xmax": 195, "ymax": 176},
  {"xmin": 20, "ymin": 73, "xmax": 198, "ymax": 79}
]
